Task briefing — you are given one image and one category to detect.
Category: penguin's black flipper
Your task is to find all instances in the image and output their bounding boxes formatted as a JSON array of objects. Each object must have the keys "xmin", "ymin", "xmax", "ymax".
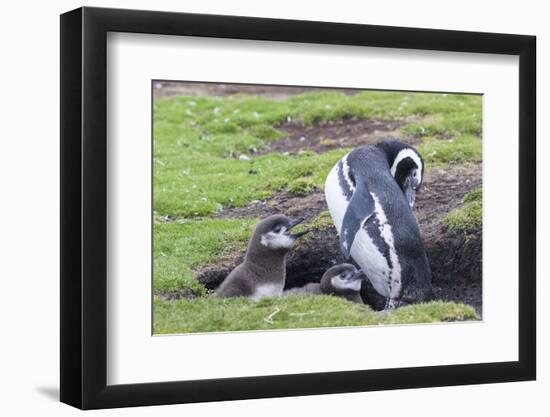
[{"xmin": 339, "ymin": 180, "xmax": 375, "ymax": 259}]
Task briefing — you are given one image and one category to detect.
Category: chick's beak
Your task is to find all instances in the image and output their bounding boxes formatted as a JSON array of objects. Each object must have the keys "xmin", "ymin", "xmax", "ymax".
[
  {"xmin": 286, "ymin": 217, "xmax": 309, "ymax": 239},
  {"xmin": 287, "ymin": 217, "xmax": 304, "ymax": 229}
]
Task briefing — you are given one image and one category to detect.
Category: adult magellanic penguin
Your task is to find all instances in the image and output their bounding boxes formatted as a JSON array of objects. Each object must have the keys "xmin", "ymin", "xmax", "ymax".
[
  {"xmin": 324, "ymin": 140, "xmax": 432, "ymax": 309},
  {"xmin": 284, "ymin": 264, "xmax": 365, "ymax": 304},
  {"xmin": 215, "ymin": 214, "xmax": 309, "ymax": 300}
]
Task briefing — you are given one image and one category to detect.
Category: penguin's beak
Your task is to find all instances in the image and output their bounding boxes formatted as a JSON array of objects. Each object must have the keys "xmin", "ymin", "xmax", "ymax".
[
  {"xmin": 286, "ymin": 217, "xmax": 309, "ymax": 239},
  {"xmin": 404, "ymin": 177, "xmax": 417, "ymax": 208}
]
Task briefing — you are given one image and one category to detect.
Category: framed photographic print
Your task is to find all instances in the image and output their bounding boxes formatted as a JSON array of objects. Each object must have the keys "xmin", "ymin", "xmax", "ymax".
[{"xmin": 60, "ymin": 6, "xmax": 536, "ymax": 410}]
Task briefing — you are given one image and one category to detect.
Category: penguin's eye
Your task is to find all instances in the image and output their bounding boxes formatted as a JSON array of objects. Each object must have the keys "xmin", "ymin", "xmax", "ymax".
[{"xmin": 273, "ymin": 225, "xmax": 283, "ymax": 233}]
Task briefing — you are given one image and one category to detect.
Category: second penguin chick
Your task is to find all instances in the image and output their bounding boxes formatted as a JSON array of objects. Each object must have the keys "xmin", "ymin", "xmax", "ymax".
[
  {"xmin": 215, "ymin": 214, "xmax": 309, "ymax": 300},
  {"xmin": 285, "ymin": 264, "xmax": 365, "ymax": 304}
]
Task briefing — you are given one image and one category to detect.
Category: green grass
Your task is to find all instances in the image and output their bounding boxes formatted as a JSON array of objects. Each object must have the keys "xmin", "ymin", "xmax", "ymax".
[
  {"xmin": 402, "ymin": 107, "xmax": 482, "ymax": 138},
  {"xmin": 418, "ymin": 135, "xmax": 482, "ymax": 165},
  {"xmin": 154, "ymin": 218, "xmax": 255, "ymax": 264},
  {"xmin": 153, "ymin": 296, "xmax": 478, "ymax": 334},
  {"xmin": 154, "ymin": 147, "xmax": 348, "ymax": 217},
  {"xmin": 153, "ymin": 257, "xmax": 207, "ymax": 296},
  {"xmin": 154, "ymin": 218, "xmax": 256, "ymax": 293},
  {"xmin": 286, "ymin": 176, "xmax": 318, "ymax": 196},
  {"xmin": 444, "ymin": 188, "xmax": 482, "ymax": 234},
  {"xmin": 154, "ymin": 91, "xmax": 482, "ymax": 217},
  {"xmin": 464, "ymin": 187, "xmax": 482, "ymax": 203}
]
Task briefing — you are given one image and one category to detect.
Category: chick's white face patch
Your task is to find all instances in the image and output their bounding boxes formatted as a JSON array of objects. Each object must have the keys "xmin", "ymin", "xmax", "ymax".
[
  {"xmin": 331, "ymin": 275, "xmax": 362, "ymax": 292},
  {"xmin": 261, "ymin": 230, "xmax": 295, "ymax": 249}
]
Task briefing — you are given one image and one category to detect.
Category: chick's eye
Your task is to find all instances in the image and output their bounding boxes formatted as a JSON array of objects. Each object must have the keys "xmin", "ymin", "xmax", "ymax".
[{"xmin": 273, "ymin": 225, "xmax": 283, "ymax": 233}]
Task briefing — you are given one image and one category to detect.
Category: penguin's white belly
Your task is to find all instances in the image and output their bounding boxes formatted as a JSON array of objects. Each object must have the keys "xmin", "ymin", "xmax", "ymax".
[
  {"xmin": 252, "ymin": 283, "xmax": 284, "ymax": 300},
  {"xmin": 350, "ymin": 229, "xmax": 392, "ymax": 297},
  {"xmin": 351, "ymin": 199, "xmax": 403, "ymax": 299}
]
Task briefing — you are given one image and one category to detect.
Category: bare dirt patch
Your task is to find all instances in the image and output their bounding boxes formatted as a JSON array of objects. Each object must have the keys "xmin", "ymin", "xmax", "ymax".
[
  {"xmin": 153, "ymin": 81, "xmax": 360, "ymax": 101},
  {"xmin": 216, "ymin": 192, "xmax": 326, "ymax": 223},
  {"xmin": 260, "ymin": 118, "xmax": 419, "ymax": 155},
  {"xmin": 195, "ymin": 163, "xmax": 483, "ymax": 315}
]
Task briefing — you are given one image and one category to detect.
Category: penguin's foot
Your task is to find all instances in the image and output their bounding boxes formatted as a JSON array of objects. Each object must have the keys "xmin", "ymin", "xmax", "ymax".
[{"xmin": 384, "ymin": 298, "xmax": 398, "ymax": 311}]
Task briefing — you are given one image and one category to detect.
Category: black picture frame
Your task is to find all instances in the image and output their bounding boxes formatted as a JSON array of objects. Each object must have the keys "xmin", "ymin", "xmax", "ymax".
[{"xmin": 60, "ymin": 6, "xmax": 536, "ymax": 410}]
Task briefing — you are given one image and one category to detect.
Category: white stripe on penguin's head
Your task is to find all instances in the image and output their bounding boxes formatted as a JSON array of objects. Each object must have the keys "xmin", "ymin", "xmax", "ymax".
[
  {"xmin": 341, "ymin": 154, "xmax": 356, "ymax": 192},
  {"xmin": 390, "ymin": 148, "xmax": 423, "ymax": 186}
]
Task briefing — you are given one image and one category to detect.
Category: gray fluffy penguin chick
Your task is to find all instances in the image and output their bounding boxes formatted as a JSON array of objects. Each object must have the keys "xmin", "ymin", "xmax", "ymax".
[
  {"xmin": 215, "ymin": 214, "xmax": 309, "ymax": 300},
  {"xmin": 284, "ymin": 264, "xmax": 365, "ymax": 304}
]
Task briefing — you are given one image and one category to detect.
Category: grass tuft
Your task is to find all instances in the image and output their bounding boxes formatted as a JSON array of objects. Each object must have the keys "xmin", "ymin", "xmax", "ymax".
[
  {"xmin": 308, "ymin": 210, "xmax": 334, "ymax": 231},
  {"xmin": 463, "ymin": 187, "xmax": 482, "ymax": 203},
  {"xmin": 287, "ymin": 177, "xmax": 318, "ymax": 196},
  {"xmin": 444, "ymin": 187, "xmax": 482, "ymax": 234}
]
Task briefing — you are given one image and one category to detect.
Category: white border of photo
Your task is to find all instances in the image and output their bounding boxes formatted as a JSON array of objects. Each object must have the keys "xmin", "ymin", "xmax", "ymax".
[{"xmin": 106, "ymin": 33, "xmax": 518, "ymax": 385}]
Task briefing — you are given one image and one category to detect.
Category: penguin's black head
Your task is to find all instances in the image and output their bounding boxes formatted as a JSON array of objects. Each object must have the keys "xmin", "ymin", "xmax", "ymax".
[
  {"xmin": 321, "ymin": 264, "xmax": 365, "ymax": 294},
  {"xmin": 255, "ymin": 214, "xmax": 309, "ymax": 251},
  {"xmin": 377, "ymin": 139, "xmax": 424, "ymax": 207}
]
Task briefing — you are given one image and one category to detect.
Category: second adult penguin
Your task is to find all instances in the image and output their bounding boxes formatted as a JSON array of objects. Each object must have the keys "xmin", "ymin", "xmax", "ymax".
[
  {"xmin": 215, "ymin": 214, "xmax": 309, "ymax": 300},
  {"xmin": 324, "ymin": 141, "xmax": 433, "ymax": 309}
]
